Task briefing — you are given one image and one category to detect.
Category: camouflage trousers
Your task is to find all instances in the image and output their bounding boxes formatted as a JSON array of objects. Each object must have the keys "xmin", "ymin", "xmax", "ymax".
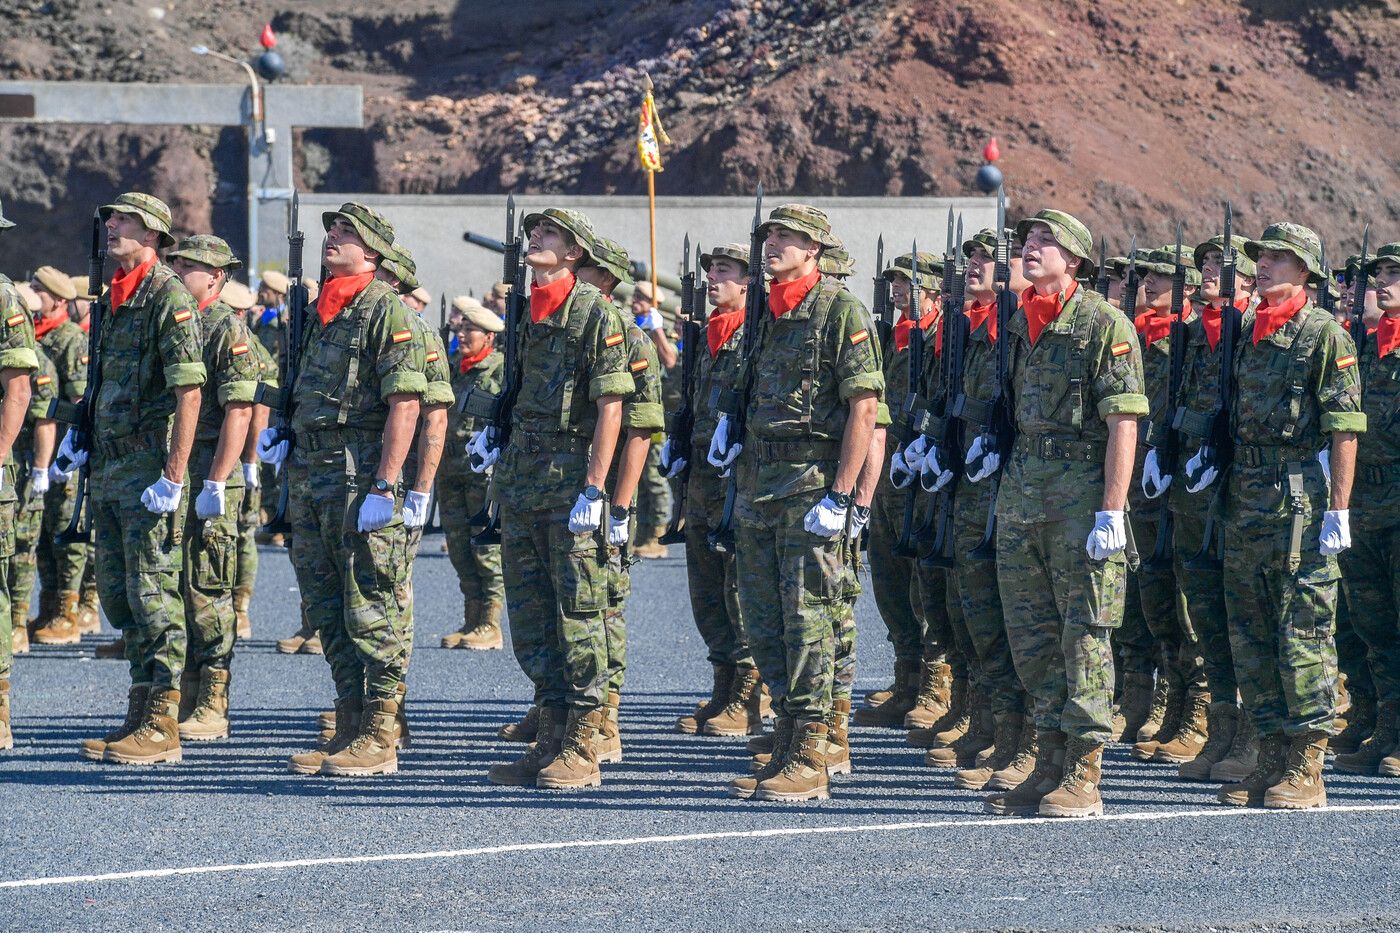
[
  {"xmin": 288, "ymin": 443, "xmax": 413, "ymax": 705},
  {"xmin": 0, "ymin": 466, "xmax": 19, "ymax": 679},
  {"xmin": 735, "ymin": 487, "xmax": 856, "ymax": 724},
  {"xmin": 634, "ymin": 441, "xmax": 671, "ymax": 531},
  {"xmin": 996, "ymin": 514, "xmax": 1125, "ymax": 743},
  {"xmin": 182, "ymin": 457, "xmax": 244, "ymax": 672},
  {"xmin": 438, "ymin": 465, "xmax": 504, "ymax": 609},
  {"xmin": 501, "ymin": 506, "xmax": 609, "ymax": 710},
  {"xmin": 949, "ymin": 484, "xmax": 1025, "ymax": 716},
  {"xmin": 916, "ymin": 550, "xmax": 962, "ymax": 677},
  {"xmin": 10, "ymin": 481, "xmax": 44, "ymax": 619},
  {"xmin": 37, "ymin": 475, "xmax": 88, "ymax": 597},
  {"xmin": 1125, "ymin": 511, "xmax": 1205, "ymax": 695},
  {"xmin": 234, "ymin": 479, "xmax": 261, "ymax": 611},
  {"xmin": 605, "ymin": 533, "xmax": 633, "ymax": 693},
  {"xmin": 91, "ymin": 450, "xmax": 189, "ymax": 689},
  {"xmin": 1174, "ymin": 508, "xmax": 1235, "ymax": 702},
  {"xmin": 1335, "ymin": 596, "xmax": 1374, "ymax": 699},
  {"xmin": 683, "ymin": 462, "xmax": 751, "ymax": 668},
  {"xmin": 1339, "ymin": 512, "xmax": 1400, "ymax": 704},
  {"xmin": 867, "ymin": 477, "xmax": 926, "ymax": 665}
]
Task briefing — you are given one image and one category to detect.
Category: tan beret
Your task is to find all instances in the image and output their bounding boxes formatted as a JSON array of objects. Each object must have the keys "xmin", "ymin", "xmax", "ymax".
[
  {"xmin": 410, "ymin": 286, "xmax": 431, "ymax": 305},
  {"xmin": 68, "ymin": 274, "xmax": 96, "ymax": 299},
  {"xmin": 302, "ymin": 276, "xmax": 319, "ymax": 301},
  {"xmin": 452, "ymin": 295, "xmax": 486, "ymax": 315},
  {"xmin": 15, "ymin": 282, "xmax": 41, "ymax": 313},
  {"xmin": 221, "ymin": 280, "xmax": 256, "ymax": 310},
  {"xmin": 490, "ymin": 282, "xmax": 511, "ymax": 299},
  {"xmin": 458, "ymin": 300, "xmax": 504, "ymax": 334},
  {"xmin": 632, "ymin": 280, "xmax": 669, "ymax": 304},
  {"xmin": 33, "ymin": 265, "xmax": 77, "ymax": 300},
  {"xmin": 260, "ymin": 270, "xmax": 290, "ymax": 294}
]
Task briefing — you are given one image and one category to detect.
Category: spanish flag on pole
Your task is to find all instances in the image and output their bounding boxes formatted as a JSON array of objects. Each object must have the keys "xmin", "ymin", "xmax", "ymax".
[{"xmin": 637, "ymin": 75, "xmax": 670, "ymax": 173}]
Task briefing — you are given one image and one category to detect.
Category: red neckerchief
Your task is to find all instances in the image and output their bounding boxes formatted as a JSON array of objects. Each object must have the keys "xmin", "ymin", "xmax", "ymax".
[
  {"xmin": 109, "ymin": 256, "xmax": 157, "ymax": 312},
  {"xmin": 529, "ymin": 272, "xmax": 575, "ymax": 323},
  {"xmin": 198, "ymin": 294, "xmax": 219, "ymax": 312},
  {"xmin": 706, "ymin": 306, "xmax": 744, "ymax": 358},
  {"xmin": 1200, "ymin": 297, "xmax": 1249, "ymax": 351},
  {"xmin": 1021, "ymin": 281, "xmax": 1079, "ymax": 346},
  {"xmin": 1134, "ymin": 309, "xmax": 1173, "ymax": 348},
  {"xmin": 458, "ymin": 343, "xmax": 492, "ymax": 373},
  {"xmin": 79, "ymin": 315, "xmax": 90, "ymax": 332},
  {"xmin": 1375, "ymin": 315, "xmax": 1400, "ymax": 358},
  {"xmin": 768, "ymin": 268, "xmax": 821, "ymax": 318},
  {"xmin": 1252, "ymin": 288, "xmax": 1309, "ymax": 345},
  {"xmin": 34, "ymin": 308, "xmax": 69, "ymax": 339},
  {"xmin": 965, "ymin": 300, "xmax": 998, "ymax": 342},
  {"xmin": 893, "ymin": 308, "xmax": 939, "ymax": 352},
  {"xmin": 316, "ymin": 271, "xmax": 375, "ymax": 326}
]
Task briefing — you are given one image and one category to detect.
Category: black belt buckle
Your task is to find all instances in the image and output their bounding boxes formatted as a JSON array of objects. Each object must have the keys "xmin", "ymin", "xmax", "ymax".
[{"xmin": 1038, "ymin": 436, "xmax": 1056, "ymax": 459}]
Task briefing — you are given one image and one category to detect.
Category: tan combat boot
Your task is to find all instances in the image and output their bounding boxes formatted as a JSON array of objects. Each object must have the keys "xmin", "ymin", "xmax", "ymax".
[
  {"xmin": 298, "ymin": 632, "xmax": 323, "ymax": 655},
  {"xmin": 954, "ymin": 711, "xmax": 1024, "ymax": 790},
  {"xmin": 95, "ymin": 635, "xmax": 127, "ymax": 659},
  {"xmin": 676, "ymin": 664, "xmax": 733, "ymax": 734},
  {"xmin": 488, "ymin": 705, "xmax": 565, "ymax": 786},
  {"xmin": 321, "ymin": 696, "xmax": 400, "ymax": 776},
  {"xmin": 320, "ymin": 682, "xmax": 409, "ymax": 748},
  {"xmin": 903, "ymin": 661, "xmax": 955, "ymax": 730},
  {"xmin": 81, "ymin": 685, "xmax": 150, "ymax": 761},
  {"xmin": 1380, "ymin": 750, "xmax": 1400, "ymax": 777},
  {"xmin": 907, "ymin": 675, "xmax": 965, "ymax": 747},
  {"xmin": 630, "ymin": 526, "xmax": 669, "ymax": 559},
  {"xmin": 276, "ymin": 623, "xmax": 313, "ymax": 655},
  {"xmin": 0, "ymin": 679, "xmax": 11, "ymax": 751},
  {"xmin": 754, "ymin": 720, "xmax": 830, "ymax": 801},
  {"xmin": 461, "ymin": 600, "xmax": 504, "ymax": 650},
  {"xmin": 1331, "ymin": 691, "xmax": 1375, "ymax": 754},
  {"xmin": 1263, "ymin": 731, "xmax": 1329, "ymax": 810},
  {"xmin": 537, "ymin": 707, "xmax": 605, "ymax": 789},
  {"xmin": 1133, "ymin": 677, "xmax": 1185, "ymax": 759},
  {"xmin": 499, "ymin": 704, "xmax": 540, "ymax": 743},
  {"xmin": 179, "ymin": 668, "xmax": 231, "ymax": 742},
  {"xmin": 1135, "ymin": 675, "xmax": 1171, "ymax": 744},
  {"xmin": 985, "ymin": 730, "xmax": 1066, "ymax": 816},
  {"xmin": 593, "ymin": 690, "xmax": 623, "ymax": 764},
  {"xmin": 104, "ymin": 686, "xmax": 182, "ymax": 765},
  {"xmin": 1039, "ymin": 737, "xmax": 1105, "ymax": 818},
  {"xmin": 1217, "ymin": 732, "xmax": 1287, "ymax": 807},
  {"xmin": 32, "ymin": 591, "xmax": 80, "ymax": 646},
  {"xmin": 234, "ymin": 588, "xmax": 252, "ymax": 640},
  {"xmin": 986, "ymin": 722, "xmax": 1039, "ymax": 792},
  {"xmin": 1334, "ymin": 701, "xmax": 1399, "ymax": 775},
  {"xmin": 861, "ymin": 679, "xmax": 898, "ymax": 710},
  {"xmin": 1152, "ymin": 689, "xmax": 1212, "ymax": 764},
  {"xmin": 441, "ymin": 603, "xmax": 478, "ymax": 649},
  {"xmin": 1211, "ymin": 713, "xmax": 1260, "ymax": 782},
  {"xmin": 852, "ymin": 657, "xmax": 920, "ymax": 728},
  {"xmin": 11, "ymin": 609, "xmax": 29, "ymax": 655},
  {"xmin": 1114, "ymin": 672, "xmax": 1156, "ymax": 744},
  {"xmin": 824, "ymin": 699, "xmax": 852, "ymax": 776},
  {"xmin": 704, "ymin": 666, "xmax": 764, "ymax": 737},
  {"xmin": 177, "ymin": 669, "xmax": 201, "ymax": 722},
  {"xmin": 1178, "ymin": 703, "xmax": 1240, "ymax": 781},
  {"xmin": 732, "ymin": 717, "xmax": 793, "ymax": 798},
  {"xmin": 926, "ymin": 695, "xmax": 994, "ymax": 768},
  {"xmin": 289, "ymin": 697, "xmax": 360, "ymax": 774},
  {"xmin": 26, "ymin": 591, "xmax": 56, "ymax": 635},
  {"xmin": 75, "ymin": 587, "xmax": 101, "ymax": 636}
]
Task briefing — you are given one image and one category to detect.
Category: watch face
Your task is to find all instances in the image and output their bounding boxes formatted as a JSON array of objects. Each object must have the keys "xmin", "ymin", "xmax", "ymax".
[
  {"xmin": 584, "ymin": 485, "xmax": 602, "ymax": 501},
  {"xmin": 610, "ymin": 506, "xmax": 629, "ymax": 521}
]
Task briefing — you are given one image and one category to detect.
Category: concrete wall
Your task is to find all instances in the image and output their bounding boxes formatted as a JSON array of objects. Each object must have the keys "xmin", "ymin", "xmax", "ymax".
[{"xmin": 258, "ymin": 193, "xmax": 1000, "ymax": 306}]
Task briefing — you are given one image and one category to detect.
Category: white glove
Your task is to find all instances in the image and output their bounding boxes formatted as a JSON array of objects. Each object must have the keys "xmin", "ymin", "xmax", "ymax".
[
  {"xmin": 608, "ymin": 514, "xmax": 630, "ymax": 545},
  {"xmin": 1318, "ymin": 448, "xmax": 1331, "ymax": 485},
  {"xmin": 48, "ymin": 461, "xmax": 73, "ymax": 484},
  {"xmin": 1184, "ymin": 447, "xmax": 1218, "ymax": 494},
  {"xmin": 803, "ymin": 493, "xmax": 849, "ymax": 538},
  {"xmin": 402, "ymin": 490, "xmax": 432, "ymax": 529},
  {"xmin": 889, "ymin": 446, "xmax": 916, "ymax": 489},
  {"xmin": 660, "ymin": 437, "xmax": 688, "ymax": 479},
  {"xmin": 467, "ymin": 428, "xmax": 499, "ymax": 473},
  {"xmin": 645, "ymin": 308, "xmax": 664, "ymax": 331},
  {"xmin": 29, "ymin": 467, "xmax": 49, "ymax": 496},
  {"xmin": 357, "ymin": 492, "xmax": 395, "ymax": 532},
  {"xmin": 1319, "ymin": 509, "xmax": 1351, "ymax": 556},
  {"xmin": 257, "ymin": 427, "xmax": 288, "ymax": 467},
  {"xmin": 195, "ymin": 480, "xmax": 225, "ymax": 519},
  {"xmin": 902, "ymin": 434, "xmax": 931, "ymax": 473},
  {"xmin": 706, "ymin": 415, "xmax": 742, "ymax": 476},
  {"xmin": 140, "ymin": 475, "xmax": 184, "ymax": 514},
  {"xmin": 243, "ymin": 461, "xmax": 260, "ymax": 489},
  {"xmin": 964, "ymin": 434, "xmax": 1000, "ymax": 484},
  {"xmin": 920, "ymin": 443, "xmax": 955, "ymax": 492},
  {"xmin": 568, "ymin": 492, "xmax": 604, "ymax": 533},
  {"xmin": 848, "ymin": 505, "xmax": 871, "ymax": 542},
  {"xmin": 1086, "ymin": 510, "xmax": 1127, "ymax": 560},
  {"xmin": 1142, "ymin": 448, "xmax": 1172, "ymax": 500},
  {"xmin": 55, "ymin": 427, "xmax": 88, "ymax": 472}
]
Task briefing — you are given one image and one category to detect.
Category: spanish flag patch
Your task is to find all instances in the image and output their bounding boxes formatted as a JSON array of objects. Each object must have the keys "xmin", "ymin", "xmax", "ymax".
[
  {"xmin": 605, "ymin": 332, "xmax": 625, "ymax": 348},
  {"xmin": 36, "ymin": 375, "xmax": 51, "ymax": 386},
  {"xmin": 5, "ymin": 313, "xmax": 24, "ymax": 327},
  {"xmin": 427, "ymin": 351, "xmax": 440, "ymax": 363},
  {"xmin": 392, "ymin": 329, "xmax": 412, "ymax": 344},
  {"xmin": 173, "ymin": 309, "xmax": 192, "ymax": 323},
  {"xmin": 1111, "ymin": 342, "xmax": 1132, "ymax": 357},
  {"xmin": 849, "ymin": 329, "xmax": 870, "ymax": 345},
  {"xmin": 629, "ymin": 359, "xmax": 649, "ymax": 373},
  {"xmin": 1337, "ymin": 354, "xmax": 1356, "ymax": 369},
  {"xmin": 230, "ymin": 343, "xmax": 249, "ymax": 356}
]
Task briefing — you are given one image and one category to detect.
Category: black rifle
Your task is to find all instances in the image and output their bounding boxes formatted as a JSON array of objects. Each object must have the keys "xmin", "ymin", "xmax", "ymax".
[
  {"xmin": 707, "ymin": 186, "xmax": 765, "ymax": 554},
  {"xmin": 1318, "ymin": 240, "xmax": 1335, "ymax": 315},
  {"xmin": 660, "ymin": 239, "xmax": 703, "ymax": 546},
  {"xmin": 968, "ymin": 190, "xmax": 1015, "ymax": 559},
  {"xmin": 1352, "ymin": 225, "xmax": 1371, "ymax": 357},
  {"xmin": 258, "ymin": 193, "xmax": 309, "ymax": 535},
  {"xmin": 1185, "ymin": 203, "xmax": 1240, "ymax": 570},
  {"xmin": 892, "ymin": 231, "xmax": 932, "ymax": 559},
  {"xmin": 922, "ymin": 216, "xmax": 969, "ymax": 569},
  {"xmin": 52, "ymin": 211, "xmax": 108, "ymax": 546},
  {"xmin": 1094, "ymin": 237, "xmax": 1110, "ymax": 299},
  {"xmin": 872, "ymin": 235, "xmax": 893, "ymax": 346},
  {"xmin": 1143, "ymin": 225, "xmax": 1189, "ymax": 572}
]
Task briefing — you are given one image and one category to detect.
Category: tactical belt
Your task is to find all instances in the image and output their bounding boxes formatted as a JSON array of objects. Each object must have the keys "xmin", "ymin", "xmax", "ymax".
[
  {"xmin": 1361, "ymin": 462, "xmax": 1400, "ymax": 485},
  {"xmin": 1014, "ymin": 434, "xmax": 1103, "ymax": 462},
  {"xmin": 300, "ymin": 427, "xmax": 382, "ymax": 452},
  {"xmin": 1233, "ymin": 444, "xmax": 1316, "ymax": 468},
  {"xmin": 752, "ymin": 438, "xmax": 842, "ymax": 462},
  {"xmin": 510, "ymin": 430, "xmax": 591, "ymax": 456},
  {"xmin": 96, "ymin": 431, "xmax": 165, "ymax": 459}
]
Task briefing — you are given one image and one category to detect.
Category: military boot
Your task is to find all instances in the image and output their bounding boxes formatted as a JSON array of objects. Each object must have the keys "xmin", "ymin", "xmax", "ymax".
[
  {"xmin": 861, "ymin": 679, "xmax": 897, "ymax": 710},
  {"xmin": 1331, "ymin": 691, "xmax": 1375, "ymax": 755},
  {"xmin": 26, "ymin": 590, "xmax": 56, "ymax": 635},
  {"xmin": 824, "ymin": 699, "xmax": 852, "ymax": 776},
  {"xmin": 907, "ymin": 676, "xmax": 966, "ymax": 748},
  {"xmin": 289, "ymin": 697, "xmax": 360, "ymax": 774},
  {"xmin": 179, "ymin": 668, "xmax": 231, "ymax": 742},
  {"xmin": 298, "ymin": 632, "xmax": 323, "ymax": 655},
  {"xmin": 177, "ymin": 669, "xmax": 201, "ymax": 722},
  {"xmin": 704, "ymin": 665, "xmax": 764, "ymax": 737},
  {"xmin": 11, "ymin": 609, "xmax": 29, "ymax": 655},
  {"xmin": 321, "ymin": 681, "xmax": 409, "ymax": 748},
  {"xmin": 1380, "ymin": 750, "xmax": 1400, "ymax": 777},
  {"xmin": 985, "ymin": 730, "xmax": 1066, "ymax": 816},
  {"xmin": 0, "ymin": 679, "xmax": 11, "ymax": 751},
  {"xmin": 95, "ymin": 635, "xmax": 126, "ymax": 659},
  {"xmin": 441, "ymin": 603, "xmax": 479, "ymax": 649},
  {"xmin": 537, "ymin": 707, "xmax": 605, "ymax": 789},
  {"xmin": 1334, "ymin": 700, "xmax": 1400, "ymax": 775},
  {"xmin": 732, "ymin": 717, "xmax": 793, "ymax": 798},
  {"xmin": 81, "ymin": 685, "xmax": 149, "ymax": 761},
  {"xmin": 987, "ymin": 721, "xmax": 1039, "ymax": 792},
  {"xmin": 1211, "ymin": 713, "xmax": 1260, "ymax": 782},
  {"xmin": 1217, "ymin": 732, "xmax": 1287, "ymax": 807},
  {"xmin": 321, "ymin": 696, "xmax": 400, "ymax": 776},
  {"xmin": 954, "ymin": 711, "xmax": 1024, "ymax": 790},
  {"xmin": 677, "ymin": 664, "xmax": 734, "ymax": 734},
  {"xmin": 499, "ymin": 704, "xmax": 540, "ymax": 743},
  {"xmin": 1263, "ymin": 731, "xmax": 1328, "ymax": 810},
  {"xmin": 631, "ymin": 526, "xmax": 669, "ymax": 559},
  {"xmin": 1039, "ymin": 737, "xmax": 1105, "ymax": 818},
  {"xmin": 852, "ymin": 657, "xmax": 920, "ymax": 728},
  {"xmin": 593, "ymin": 690, "xmax": 623, "ymax": 764},
  {"xmin": 75, "ymin": 587, "xmax": 101, "ymax": 636},
  {"xmin": 926, "ymin": 696, "xmax": 994, "ymax": 768},
  {"xmin": 754, "ymin": 720, "xmax": 830, "ymax": 802},
  {"xmin": 1178, "ymin": 703, "xmax": 1240, "ymax": 781},
  {"xmin": 104, "ymin": 686, "xmax": 182, "ymax": 765},
  {"xmin": 234, "ymin": 588, "xmax": 252, "ymax": 640},
  {"xmin": 1114, "ymin": 672, "xmax": 1156, "ymax": 744},
  {"xmin": 276, "ymin": 622, "xmax": 314, "ymax": 655},
  {"xmin": 1152, "ymin": 689, "xmax": 1212, "ymax": 764},
  {"xmin": 32, "ymin": 591, "xmax": 80, "ymax": 646},
  {"xmin": 904, "ymin": 661, "xmax": 956, "ymax": 730},
  {"xmin": 488, "ymin": 705, "xmax": 566, "ymax": 786},
  {"xmin": 461, "ymin": 600, "xmax": 504, "ymax": 650},
  {"xmin": 1133, "ymin": 677, "xmax": 1185, "ymax": 759}
]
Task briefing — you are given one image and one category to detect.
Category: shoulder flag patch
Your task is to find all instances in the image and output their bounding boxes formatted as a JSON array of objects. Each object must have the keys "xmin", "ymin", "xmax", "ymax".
[
  {"xmin": 427, "ymin": 351, "xmax": 440, "ymax": 363},
  {"xmin": 849, "ymin": 329, "xmax": 870, "ymax": 346},
  {"xmin": 1111, "ymin": 341, "xmax": 1132, "ymax": 357},
  {"xmin": 391, "ymin": 329, "xmax": 412, "ymax": 344},
  {"xmin": 230, "ymin": 343, "xmax": 249, "ymax": 356},
  {"xmin": 5, "ymin": 313, "xmax": 25, "ymax": 327},
  {"xmin": 1337, "ymin": 354, "xmax": 1356, "ymax": 369},
  {"xmin": 36, "ymin": 375, "xmax": 52, "ymax": 386},
  {"xmin": 629, "ymin": 358, "xmax": 649, "ymax": 373},
  {"xmin": 605, "ymin": 332, "xmax": 625, "ymax": 348},
  {"xmin": 173, "ymin": 309, "xmax": 193, "ymax": 323}
]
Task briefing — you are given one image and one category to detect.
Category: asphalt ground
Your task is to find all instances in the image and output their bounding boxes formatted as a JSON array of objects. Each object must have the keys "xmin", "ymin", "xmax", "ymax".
[{"xmin": 3, "ymin": 539, "xmax": 1400, "ymax": 932}]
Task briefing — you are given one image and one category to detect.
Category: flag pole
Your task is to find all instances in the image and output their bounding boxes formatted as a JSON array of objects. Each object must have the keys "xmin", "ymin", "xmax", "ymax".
[{"xmin": 643, "ymin": 74, "xmax": 660, "ymax": 309}]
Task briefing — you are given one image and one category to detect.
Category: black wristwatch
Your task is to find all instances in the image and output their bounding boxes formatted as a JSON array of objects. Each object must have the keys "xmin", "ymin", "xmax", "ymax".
[
  {"xmin": 372, "ymin": 478, "xmax": 393, "ymax": 495},
  {"xmin": 610, "ymin": 505, "xmax": 630, "ymax": 522},
  {"xmin": 828, "ymin": 488, "xmax": 853, "ymax": 509},
  {"xmin": 582, "ymin": 484, "xmax": 604, "ymax": 502}
]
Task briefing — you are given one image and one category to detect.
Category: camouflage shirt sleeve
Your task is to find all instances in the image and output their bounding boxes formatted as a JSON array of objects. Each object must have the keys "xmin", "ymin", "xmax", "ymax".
[
  {"xmin": 0, "ymin": 284, "xmax": 39, "ymax": 373},
  {"xmin": 155, "ymin": 281, "xmax": 207, "ymax": 388},
  {"xmin": 586, "ymin": 301, "xmax": 636, "ymax": 402},
  {"xmin": 421, "ymin": 329, "xmax": 456, "ymax": 408},
  {"xmin": 622, "ymin": 325, "xmax": 665, "ymax": 432},
  {"xmin": 210, "ymin": 310, "xmax": 262, "ymax": 407},
  {"xmin": 54, "ymin": 327, "xmax": 89, "ymax": 401},
  {"xmin": 29, "ymin": 352, "xmax": 57, "ymax": 420},
  {"xmin": 1317, "ymin": 319, "xmax": 1367, "ymax": 435},
  {"xmin": 368, "ymin": 293, "xmax": 429, "ymax": 401},
  {"xmin": 831, "ymin": 295, "xmax": 884, "ymax": 402},
  {"xmin": 251, "ymin": 335, "xmax": 279, "ymax": 390},
  {"xmin": 1090, "ymin": 305, "xmax": 1149, "ymax": 419}
]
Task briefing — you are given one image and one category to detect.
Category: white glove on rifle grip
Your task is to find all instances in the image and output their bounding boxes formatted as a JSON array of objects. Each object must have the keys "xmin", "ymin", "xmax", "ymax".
[
  {"xmin": 1141, "ymin": 448, "xmax": 1172, "ymax": 500},
  {"xmin": 706, "ymin": 415, "xmax": 742, "ymax": 476},
  {"xmin": 964, "ymin": 434, "xmax": 1000, "ymax": 484}
]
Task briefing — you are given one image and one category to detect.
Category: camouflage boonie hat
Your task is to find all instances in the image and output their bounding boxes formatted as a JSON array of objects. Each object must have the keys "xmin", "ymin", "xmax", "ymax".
[
  {"xmin": 380, "ymin": 241, "xmax": 419, "ymax": 292},
  {"xmin": 1131, "ymin": 245, "xmax": 1197, "ymax": 277},
  {"xmin": 1245, "ymin": 222, "xmax": 1324, "ymax": 281},
  {"xmin": 1016, "ymin": 209, "xmax": 1096, "ymax": 278},
  {"xmin": 962, "ymin": 228, "xmax": 999, "ymax": 260},
  {"xmin": 1194, "ymin": 235, "xmax": 1257, "ymax": 279},
  {"xmin": 882, "ymin": 251, "xmax": 940, "ymax": 291},
  {"xmin": 819, "ymin": 243, "xmax": 856, "ymax": 278},
  {"xmin": 0, "ymin": 195, "xmax": 13, "ymax": 230},
  {"xmin": 167, "ymin": 234, "xmax": 242, "ymax": 270},
  {"xmin": 1364, "ymin": 243, "xmax": 1400, "ymax": 277},
  {"xmin": 700, "ymin": 242, "xmax": 750, "ymax": 273},
  {"xmin": 585, "ymin": 235, "xmax": 633, "ymax": 284},
  {"xmin": 522, "ymin": 208, "xmax": 596, "ymax": 255},
  {"xmin": 757, "ymin": 203, "xmax": 842, "ymax": 249},
  {"xmin": 321, "ymin": 201, "xmax": 396, "ymax": 259},
  {"xmin": 32, "ymin": 265, "xmax": 77, "ymax": 300},
  {"xmin": 99, "ymin": 192, "xmax": 176, "ymax": 249}
]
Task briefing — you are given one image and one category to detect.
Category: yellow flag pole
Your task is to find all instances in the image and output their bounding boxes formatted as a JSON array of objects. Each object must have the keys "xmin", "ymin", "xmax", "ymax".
[{"xmin": 647, "ymin": 169, "xmax": 659, "ymax": 307}]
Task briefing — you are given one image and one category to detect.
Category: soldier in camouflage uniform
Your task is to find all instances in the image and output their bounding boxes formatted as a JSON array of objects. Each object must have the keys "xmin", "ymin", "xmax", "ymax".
[
  {"xmin": 6, "ymin": 349, "xmax": 57, "ymax": 659},
  {"xmin": 440, "ymin": 297, "xmax": 506, "ymax": 651},
  {"xmin": 469, "ymin": 207, "xmax": 633, "ymax": 791},
  {"xmin": 62, "ymin": 193, "xmax": 206, "ymax": 766},
  {"xmin": 1181, "ymin": 222, "xmax": 1365, "ymax": 810},
  {"xmin": 965, "ymin": 210, "xmax": 1147, "ymax": 818},
  {"xmin": 710, "ymin": 204, "xmax": 883, "ymax": 802},
  {"xmin": 629, "ymin": 280, "xmax": 675, "ymax": 559},
  {"xmin": 259, "ymin": 202, "xmax": 428, "ymax": 778}
]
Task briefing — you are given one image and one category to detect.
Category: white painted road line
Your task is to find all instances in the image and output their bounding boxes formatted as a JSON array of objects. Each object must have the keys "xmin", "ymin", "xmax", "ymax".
[{"xmin": 5, "ymin": 802, "xmax": 1400, "ymax": 890}]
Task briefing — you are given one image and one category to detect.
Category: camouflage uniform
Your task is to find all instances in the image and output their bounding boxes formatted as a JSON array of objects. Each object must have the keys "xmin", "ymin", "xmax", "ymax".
[
  {"xmin": 36, "ymin": 315, "xmax": 89, "ymax": 607},
  {"xmin": 234, "ymin": 336, "xmax": 278, "ymax": 617},
  {"xmin": 444, "ymin": 347, "xmax": 505, "ymax": 612},
  {"xmin": 0, "ymin": 273, "xmax": 40, "ymax": 682},
  {"xmin": 9, "ymin": 351, "xmax": 58, "ymax": 628}
]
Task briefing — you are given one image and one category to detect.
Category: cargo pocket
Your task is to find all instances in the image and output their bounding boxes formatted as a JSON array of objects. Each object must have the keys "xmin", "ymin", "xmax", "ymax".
[
  {"xmin": 558, "ymin": 530, "xmax": 607, "ymax": 613},
  {"xmin": 1085, "ymin": 553, "xmax": 1127, "ymax": 629},
  {"xmin": 1288, "ymin": 562, "xmax": 1340, "ymax": 640},
  {"xmin": 193, "ymin": 522, "xmax": 235, "ymax": 591},
  {"xmin": 796, "ymin": 533, "xmax": 847, "ymax": 607}
]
